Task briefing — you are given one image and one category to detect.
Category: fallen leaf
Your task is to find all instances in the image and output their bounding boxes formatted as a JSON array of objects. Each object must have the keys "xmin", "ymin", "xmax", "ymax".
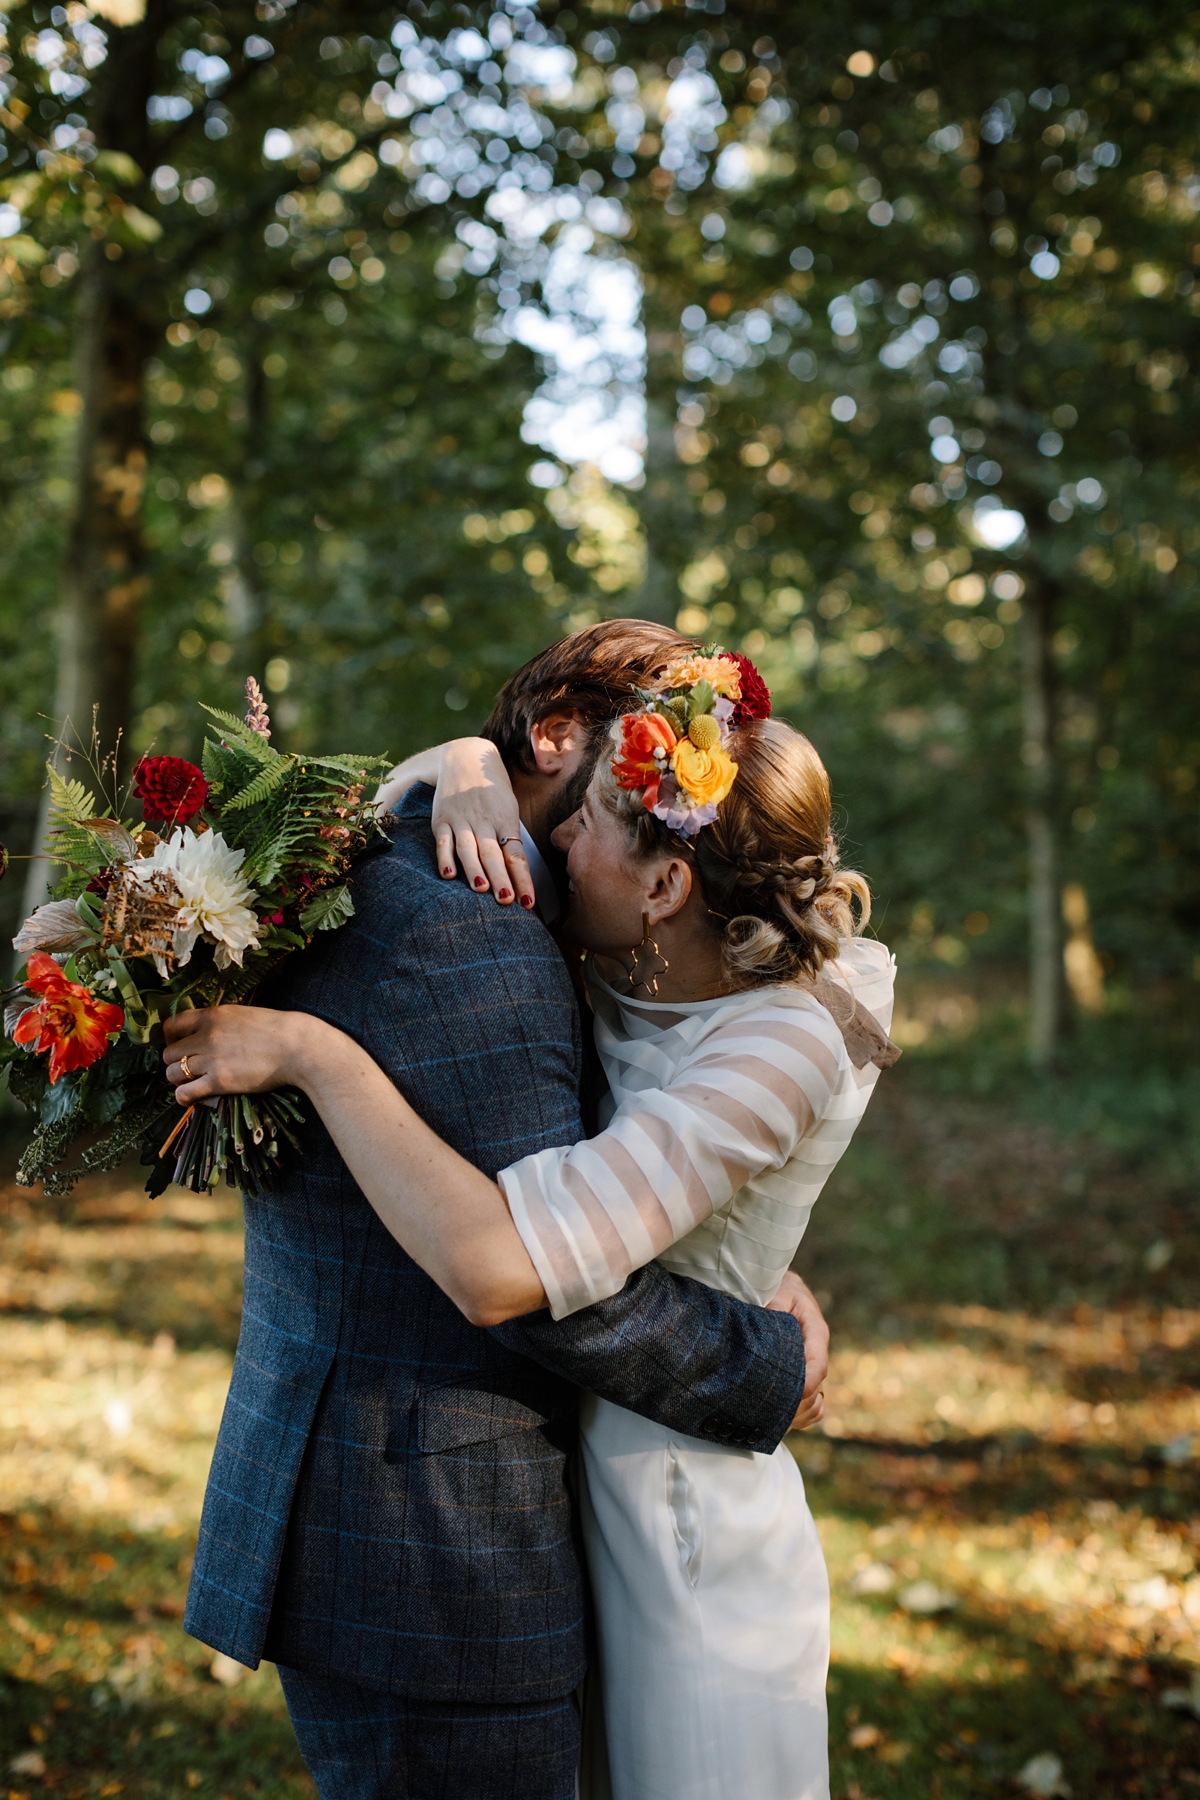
[
  {"xmin": 848, "ymin": 1562, "xmax": 895, "ymax": 1597},
  {"xmin": 1161, "ymin": 1671, "xmax": 1200, "ymax": 1718},
  {"xmin": 1016, "ymin": 1753, "xmax": 1071, "ymax": 1798},
  {"xmin": 898, "ymin": 1579, "xmax": 957, "ymax": 1614},
  {"xmin": 848, "ymin": 1723, "xmax": 882, "ymax": 1749},
  {"xmin": 1124, "ymin": 1575, "xmax": 1174, "ymax": 1610},
  {"xmin": 209, "ymin": 1652, "xmax": 246, "ymax": 1688},
  {"xmin": 879, "ymin": 1741, "xmax": 912, "ymax": 1764},
  {"xmin": 8, "ymin": 1754, "xmax": 45, "ymax": 1778}
]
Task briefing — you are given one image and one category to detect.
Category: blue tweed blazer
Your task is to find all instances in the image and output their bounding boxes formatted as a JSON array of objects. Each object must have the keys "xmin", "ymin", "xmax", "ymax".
[{"xmin": 184, "ymin": 789, "xmax": 807, "ymax": 1704}]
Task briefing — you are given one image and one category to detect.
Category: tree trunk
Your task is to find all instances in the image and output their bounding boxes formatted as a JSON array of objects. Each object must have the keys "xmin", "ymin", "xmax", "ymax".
[
  {"xmin": 21, "ymin": 8, "xmax": 163, "ymax": 924},
  {"xmin": 224, "ymin": 332, "xmax": 271, "ymax": 683},
  {"xmin": 63, "ymin": 245, "xmax": 157, "ymax": 764},
  {"xmin": 1022, "ymin": 579, "xmax": 1063, "ymax": 1067}
]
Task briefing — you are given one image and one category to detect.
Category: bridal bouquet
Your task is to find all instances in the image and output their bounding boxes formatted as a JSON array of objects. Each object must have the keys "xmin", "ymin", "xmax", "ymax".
[{"xmin": 2, "ymin": 681, "xmax": 389, "ymax": 1198}]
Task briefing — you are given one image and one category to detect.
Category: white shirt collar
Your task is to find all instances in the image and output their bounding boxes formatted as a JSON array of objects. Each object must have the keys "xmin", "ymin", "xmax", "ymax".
[{"xmin": 520, "ymin": 822, "xmax": 561, "ymax": 926}]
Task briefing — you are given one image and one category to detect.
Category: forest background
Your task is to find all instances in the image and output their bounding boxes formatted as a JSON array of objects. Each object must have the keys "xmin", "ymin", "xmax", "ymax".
[
  {"xmin": 1, "ymin": 0, "xmax": 1198, "ymax": 1075},
  {"xmin": 0, "ymin": 2, "xmax": 1198, "ymax": 1796}
]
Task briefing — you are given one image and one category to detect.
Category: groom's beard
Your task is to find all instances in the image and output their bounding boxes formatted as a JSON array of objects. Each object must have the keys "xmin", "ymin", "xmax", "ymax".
[
  {"xmin": 538, "ymin": 747, "xmax": 601, "ymax": 897},
  {"xmin": 549, "ymin": 754, "xmax": 597, "ymax": 837}
]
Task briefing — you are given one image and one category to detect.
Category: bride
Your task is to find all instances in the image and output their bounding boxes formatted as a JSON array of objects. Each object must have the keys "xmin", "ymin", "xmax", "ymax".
[{"xmin": 162, "ymin": 651, "xmax": 897, "ymax": 1800}]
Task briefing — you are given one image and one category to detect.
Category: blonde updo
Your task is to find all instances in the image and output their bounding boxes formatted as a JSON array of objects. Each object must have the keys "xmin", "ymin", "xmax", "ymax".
[{"xmin": 597, "ymin": 715, "xmax": 871, "ymax": 985}]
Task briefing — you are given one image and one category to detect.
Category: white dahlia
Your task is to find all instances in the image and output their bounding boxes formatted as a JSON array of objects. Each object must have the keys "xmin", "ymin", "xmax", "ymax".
[{"xmin": 134, "ymin": 827, "xmax": 260, "ymax": 970}]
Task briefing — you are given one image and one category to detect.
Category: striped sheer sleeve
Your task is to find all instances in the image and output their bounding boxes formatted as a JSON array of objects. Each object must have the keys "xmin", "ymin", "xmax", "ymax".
[{"xmin": 498, "ymin": 1002, "xmax": 843, "ymax": 1320}]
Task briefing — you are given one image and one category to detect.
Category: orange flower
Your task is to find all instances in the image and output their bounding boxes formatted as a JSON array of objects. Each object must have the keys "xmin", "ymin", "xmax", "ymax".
[
  {"xmin": 612, "ymin": 711, "xmax": 678, "ymax": 803},
  {"xmin": 12, "ymin": 952, "xmax": 124, "ymax": 1084},
  {"xmin": 671, "ymin": 738, "xmax": 738, "ymax": 807},
  {"xmin": 666, "ymin": 654, "xmax": 743, "ymax": 699}
]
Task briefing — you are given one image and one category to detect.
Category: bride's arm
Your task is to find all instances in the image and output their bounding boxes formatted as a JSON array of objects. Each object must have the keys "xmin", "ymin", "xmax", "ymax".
[
  {"xmin": 375, "ymin": 737, "xmax": 534, "ymax": 909},
  {"xmin": 500, "ymin": 1006, "xmax": 841, "ymax": 1320},
  {"xmin": 163, "ymin": 1007, "xmax": 547, "ymax": 1326}
]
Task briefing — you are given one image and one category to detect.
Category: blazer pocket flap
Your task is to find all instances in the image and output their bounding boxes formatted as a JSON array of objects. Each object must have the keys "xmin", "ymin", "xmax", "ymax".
[{"xmin": 413, "ymin": 1385, "xmax": 559, "ymax": 1454}]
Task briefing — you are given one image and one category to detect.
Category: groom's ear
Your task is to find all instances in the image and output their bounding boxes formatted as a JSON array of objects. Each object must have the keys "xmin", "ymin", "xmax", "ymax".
[{"xmin": 529, "ymin": 709, "xmax": 587, "ymax": 775}]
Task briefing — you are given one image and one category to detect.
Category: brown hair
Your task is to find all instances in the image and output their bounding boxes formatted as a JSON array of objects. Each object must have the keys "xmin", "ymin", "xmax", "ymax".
[
  {"xmin": 481, "ymin": 620, "xmax": 697, "ymax": 776},
  {"xmin": 597, "ymin": 714, "xmax": 871, "ymax": 983}
]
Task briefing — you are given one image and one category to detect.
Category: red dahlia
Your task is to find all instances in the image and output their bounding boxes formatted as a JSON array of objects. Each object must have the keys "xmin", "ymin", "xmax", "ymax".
[
  {"xmin": 133, "ymin": 756, "xmax": 208, "ymax": 826},
  {"xmin": 731, "ymin": 653, "xmax": 772, "ymax": 726}
]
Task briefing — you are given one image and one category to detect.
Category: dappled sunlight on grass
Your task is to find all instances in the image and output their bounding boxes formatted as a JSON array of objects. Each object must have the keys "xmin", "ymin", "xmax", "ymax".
[
  {"xmin": 789, "ymin": 1051, "xmax": 1200, "ymax": 1798},
  {"xmin": 799, "ymin": 1409, "xmax": 1200, "ymax": 1797},
  {"xmin": 2, "ymin": 1031, "xmax": 1198, "ymax": 1795},
  {"xmin": 819, "ymin": 1306, "xmax": 1200, "ymax": 1465},
  {"xmin": 0, "ymin": 1165, "xmax": 312, "ymax": 1798}
]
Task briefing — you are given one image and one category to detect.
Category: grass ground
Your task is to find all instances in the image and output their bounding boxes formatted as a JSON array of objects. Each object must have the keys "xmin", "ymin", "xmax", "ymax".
[{"xmin": 0, "ymin": 1002, "xmax": 1196, "ymax": 1798}]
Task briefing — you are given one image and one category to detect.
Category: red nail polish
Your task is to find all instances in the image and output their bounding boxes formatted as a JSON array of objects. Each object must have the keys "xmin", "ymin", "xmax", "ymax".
[
  {"xmin": 499, "ymin": 887, "xmax": 512, "ymax": 901},
  {"xmin": 474, "ymin": 877, "xmax": 486, "ymax": 888},
  {"xmin": 521, "ymin": 895, "xmax": 534, "ymax": 908},
  {"xmin": 443, "ymin": 866, "xmax": 454, "ymax": 876}
]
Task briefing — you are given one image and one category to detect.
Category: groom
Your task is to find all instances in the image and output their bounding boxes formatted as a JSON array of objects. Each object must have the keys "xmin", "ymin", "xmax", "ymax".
[{"xmin": 184, "ymin": 620, "xmax": 827, "ymax": 1800}]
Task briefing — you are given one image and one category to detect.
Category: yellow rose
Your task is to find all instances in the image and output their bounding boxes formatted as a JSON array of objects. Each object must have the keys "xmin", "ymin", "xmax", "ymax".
[{"xmin": 671, "ymin": 738, "xmax": 738, "ymax": 806}]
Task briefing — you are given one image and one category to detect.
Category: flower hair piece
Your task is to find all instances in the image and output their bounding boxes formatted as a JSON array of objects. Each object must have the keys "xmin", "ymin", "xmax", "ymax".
[{"xmin": 611, "ymin": 649, "xmax": 770, "ymax": 837}]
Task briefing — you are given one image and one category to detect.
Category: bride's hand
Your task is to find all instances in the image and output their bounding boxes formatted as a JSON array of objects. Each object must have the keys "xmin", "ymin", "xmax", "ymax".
[
  {"xmin": 430, "ymin": 738, "xmax": 534, "ymax": 908},
  {"xmin": 375, "ymin": 738, "xmax": 534, "ymax": 908},
  {"xmin": 163, "ymin": 1006, "xmax": 324, "ymax": 1105},
  {"xmin": 768, "ymin": 1271, "xmax": 830, "ymax": 1432}
]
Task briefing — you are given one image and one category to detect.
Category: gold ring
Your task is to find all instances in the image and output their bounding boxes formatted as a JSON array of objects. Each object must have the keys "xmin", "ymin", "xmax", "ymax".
[
  {"xmin": 179, "ymin": 1055, "xmax": 194, "ymax": 1081},
  {"xmin": 497, "ymin": 836, "xmax": 517, "ymax": 846}
]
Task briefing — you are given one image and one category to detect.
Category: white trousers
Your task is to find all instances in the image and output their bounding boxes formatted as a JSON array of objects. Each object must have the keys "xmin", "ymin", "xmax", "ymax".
[{"xmin": 576, "ymin": 1394, "xmax": 830, "ymax": 1800}]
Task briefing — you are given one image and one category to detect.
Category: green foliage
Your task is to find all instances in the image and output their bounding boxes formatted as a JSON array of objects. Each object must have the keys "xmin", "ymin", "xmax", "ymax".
[
  {"xmin": 299, "ymin": 881, "xmax": 355, "ymax": 933},
  {"xmin": 220, "ymin": 755, "xmax": 290, "ymax": 813},
  {"xmin": 0, "ymin": 0, "xmax": 1196, "ymax": 1023},
  {"xmin": 195, "ymin": 721, "xmax": 390, "ymax": 894},
  {"xmin": 46, "ymin": 765, "xmax": 95, "ymax": 826},
  {"xmin": 551, "ymin": 0, "xmax": 1200, "ymax": 991},
  {"xmin": 198, "ymin": 707, "xmax": 281, "ymax": 762}
]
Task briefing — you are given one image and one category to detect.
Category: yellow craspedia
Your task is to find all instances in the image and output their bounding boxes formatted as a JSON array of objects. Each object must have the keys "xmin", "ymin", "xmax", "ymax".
[{"xmin": 687, "ymin": 713, "xmax": 721, "ymax": 750}]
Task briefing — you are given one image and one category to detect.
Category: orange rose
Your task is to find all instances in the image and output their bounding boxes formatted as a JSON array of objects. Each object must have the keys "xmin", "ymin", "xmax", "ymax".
[
  {"xmin": 671, "ymin": 739, "xmax": 738, "ymax": 807},
  {"xmin": 612, "ymin": 711, "xmax": 678, "ymax": 791},
  {"xmin": 666, "ymin": 654, "xmax": 743, "ymax": 700}
]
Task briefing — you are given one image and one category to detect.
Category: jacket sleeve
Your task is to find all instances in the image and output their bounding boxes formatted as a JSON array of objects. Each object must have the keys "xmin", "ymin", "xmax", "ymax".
[
  {"xmin": 491, "ymin": 1265, "xmax": 805, "ymax": 1455},
  {"xmin": 352, "ymin": 881, "xmax": 805, "ymax": 1454}
]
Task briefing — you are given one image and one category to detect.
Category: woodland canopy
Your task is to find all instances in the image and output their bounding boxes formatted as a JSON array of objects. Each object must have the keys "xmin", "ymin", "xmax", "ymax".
[{"xmin": 1, "ymin": 0, "xmax": 1198, "ymax": 1065}]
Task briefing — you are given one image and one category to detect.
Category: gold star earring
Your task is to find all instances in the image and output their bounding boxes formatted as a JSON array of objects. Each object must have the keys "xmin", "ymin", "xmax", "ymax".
[{"xmin": 627, "ymin": 912, "xmax": 669, "ymax": 999}]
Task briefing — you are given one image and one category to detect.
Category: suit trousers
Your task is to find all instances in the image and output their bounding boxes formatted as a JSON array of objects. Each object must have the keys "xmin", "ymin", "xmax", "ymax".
[{"xmin": 277, "ymin": 1664, "xmax": 580, "ymax": 1800}]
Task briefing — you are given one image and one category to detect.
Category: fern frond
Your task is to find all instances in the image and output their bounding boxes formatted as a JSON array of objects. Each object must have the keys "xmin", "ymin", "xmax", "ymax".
[
  {"xmin": 297, "ymin": 753, "xmax": 390, "ymax": 778},
  {"xmin": 47, "ymin": 764, "xmax": 97, "ymax": 825},
  {"xmin": 200, "ymin": 705, "xmax": 279, "ymax": 760},
  {"xmin": 222, "ymin": 756, "xmax": 293, "ymax": 813}
]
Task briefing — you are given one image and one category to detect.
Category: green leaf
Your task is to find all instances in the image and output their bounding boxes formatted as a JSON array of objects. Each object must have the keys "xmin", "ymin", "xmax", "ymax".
[
  {"xmin": 119, "ymin": 204, "xmax": 162, "ymax": 243},
  {"xmin": 299, "ymin": 883, "xmax": 356, "ymax": 933},
  {"xmin": 75, "ymin": 891, "xmax": 105, "ymax": 933},
  {"xmin": 221, "ymin": 756, "xmax": 291, "ymax": 813},
  {"xmin": 41, "ymin": 1072, "xmax": 82, "ymax": 1126},
  {"xmin": 92, "ymin": 149, "xmax": 143, "ymax": 186},
  {"xmin": 6, "ymin": 235, "xmax": 46, "ymax": 267},
  {"xmin": 47, "ymin": 764, "xmax": 97, "ymax": 825},
  {"xmin": 200, "ymin": 705, "xmax": 280, "ymax": 760}
]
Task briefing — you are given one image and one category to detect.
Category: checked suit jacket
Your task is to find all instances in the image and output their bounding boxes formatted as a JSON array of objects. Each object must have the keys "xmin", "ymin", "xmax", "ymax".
[{"xmin": 183, "ymin": 788, "xmax": 807, "ymax": 1704}]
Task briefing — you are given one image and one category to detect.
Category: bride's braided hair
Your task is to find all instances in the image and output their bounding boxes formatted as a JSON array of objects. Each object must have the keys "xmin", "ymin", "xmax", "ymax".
[{"xmin": 598, "ymin": 715, "xmax": 870, "ymax": 982}]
